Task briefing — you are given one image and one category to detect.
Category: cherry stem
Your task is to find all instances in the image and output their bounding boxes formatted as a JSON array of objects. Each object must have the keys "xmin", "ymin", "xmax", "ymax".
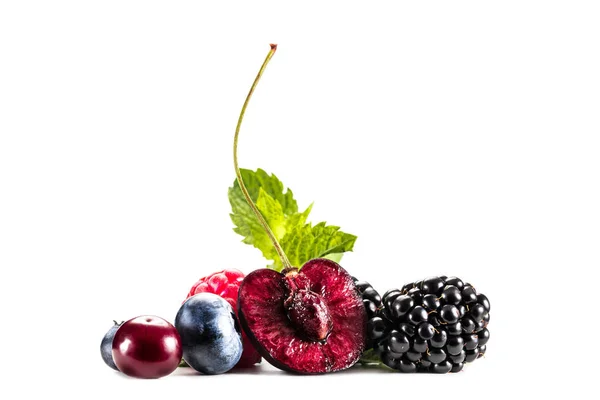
[{"xmin": 233, "ymin": 44, "xmax": 292, "ymax": 270}]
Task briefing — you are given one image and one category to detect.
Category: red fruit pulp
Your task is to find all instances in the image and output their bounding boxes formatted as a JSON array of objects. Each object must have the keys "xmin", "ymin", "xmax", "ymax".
[
  {"xmin": 238, "ymin": 258, "xmax": 367, "ymax": 374},
  {"xmin": 112, "ymin": 315, "xmax": 182, "ymax": 379},
  {"xmin": 186, "ymin": 268, "xmax": 261, "ymax": 367}
]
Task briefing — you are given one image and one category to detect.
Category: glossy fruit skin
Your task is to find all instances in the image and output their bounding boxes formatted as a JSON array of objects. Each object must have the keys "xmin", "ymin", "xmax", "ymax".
[
  {"xmin": 112, "ymin": 315, "xmax": 182, "ymax": 379},
  {"xmin": 451, "ymin": 362, "xmax": 464, "ymax": 372},
  {"xmin": 441, "ymin": 286, "xmax": 462, "ymax": 305},
  {"xmin": 100, "ymin": 321, "xmax": 122, "ymax": 371},
  {"xmin": 461, "ymin": 317, "xmax": 476, "ymax": 334},
  {"xmin": 358, "ymin": 275, "xmax": 490, "ymax": 373},
  {"xmin": 421, "ymin": 277, "xmax": 445, "ymax": 295},
  {"xmin": 353, "ymin": 279, "xmax": 382, "ymax": 314},
  {"xmin": 431, "ymin": 360, "xmax": 452, "ymax": 374},
  {"xmin": 367, "ymin": 317, "xmax": 387, "ymax": 341},
  {"xmin": 390, "ymin": 295, "xmax": 414, "ymax": 319},
  {"xmin": 398, "ymin": 359, "xmax": 417, "ymax": 373},
  {"xmin": 412, "ymin": 338, "xmax": 428, "ymax": 353},
  {"xmin": 353, "ymin": 278, "xmax": 382, "ymax": 329},
  {"xmin": 430, "ymin": 330, "xmax": 448, "ymax": 348},
  {"xmin": 478, "ymin": 328, "xmax": 490, "ymax": 346},
  {"xmin": 418, "ymin": 323, "xmax": 435, "ymax": 340},
  {"xmin": 440, "ymin": 305, "xmax": 460, "ymax": 324},
  {"xmin": 447, "ymin": 336, "xmax": 465, "ymax": 355},
  {"xmin": 388, "ymin": 330, "xmax": 410, "ymax": 353},
  {"xmin": 423, "ymin": 294, "xmax": 440, "ymax": 311},
  {"xmin": 407, "ymin": 306, "xmax": 428, "ymax": 325},
  {"xmin": 175, "ymin": 293, "xmax": 243, "ymax": 375},
  {"xmin": 426, "ymin": 348, "xmax": 447, "ymax": 364},
  {"xmin": 185, "ymin": 268, "xmax": 260, "ymax": 367}
]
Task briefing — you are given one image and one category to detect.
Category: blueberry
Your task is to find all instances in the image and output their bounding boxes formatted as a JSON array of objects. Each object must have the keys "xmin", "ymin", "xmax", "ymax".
[
  {"xmin": 175, "ymin": 293, "xmax": 243, "ymax": 374},
  {"xmin": 100, "ymin": 321, "xmax": 122, "ymax": 371}
]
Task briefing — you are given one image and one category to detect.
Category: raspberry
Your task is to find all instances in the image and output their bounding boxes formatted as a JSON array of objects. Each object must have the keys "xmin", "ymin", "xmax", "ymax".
[
  {"xmin": 186, "ymin": 268, "xmax": 261, "ymax": 367},
  {"xmin": 360, "ymin": 276, "xmax": 490, "ymax": 373}
]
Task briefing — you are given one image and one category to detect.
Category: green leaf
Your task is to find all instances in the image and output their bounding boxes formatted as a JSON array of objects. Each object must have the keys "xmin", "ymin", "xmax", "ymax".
[
  {"xmin": 178, "ymin": 359, "xmax": 190, "ymax": 368},
  {"xmin": 358, "ymin": 348, "xmax": 383, "ymax": 365},
  {"xmin": 256, "ymin": 188, "xmax": 286, "ymax": 240},
  {"xmin": 229, "ymin": 169, "xmax": 358, "ymax": 271},
  {"xmin": 271, "ymin": 222, "xmax": 357, "ymax": 271},
  {"xmin": 321, "ymin": 252, "xmax": 344, "ymax": 263},
  {"xmin": 229, "ymin": 169, "xmax": 311, "ymax": 263},
  {"xmin": 285, "ymin": 203, "xmax": 313, "ymax": 233},
  {"xmin": 231, "ymin": 168, "xmax": 298, "ymax": 215}
]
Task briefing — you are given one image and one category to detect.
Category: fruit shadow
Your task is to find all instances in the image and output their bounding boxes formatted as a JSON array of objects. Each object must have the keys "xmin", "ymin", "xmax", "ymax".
[
  {"xmin": 174, "ymin": 364, "xmax": 282, "ymax": 377},
  {"xmin": 174, "ymin": 364, "xmax": 398, "ymax": 377}
]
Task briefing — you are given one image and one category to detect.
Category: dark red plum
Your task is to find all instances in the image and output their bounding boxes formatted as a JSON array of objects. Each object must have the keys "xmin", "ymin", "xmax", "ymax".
[
  {"xmin": 100, "ymin": 321, "xmax": 122, "ymax": 371},
  {"xmin": 238, "ymin": 258, "xmax": 367, "ymax": 374},
  {"xmin": 112, "ymin": 315, "xmax": 182, "ymax": 379},
  {"xmin": 175, "ymin": 293, "xmax": 243, "ymax": 374}
]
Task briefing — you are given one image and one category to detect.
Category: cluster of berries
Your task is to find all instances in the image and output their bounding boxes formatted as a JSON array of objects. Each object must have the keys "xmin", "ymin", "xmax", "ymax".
[{"xmin": 355, "ymin": 276, "xmax": 490, "ymax": 373}]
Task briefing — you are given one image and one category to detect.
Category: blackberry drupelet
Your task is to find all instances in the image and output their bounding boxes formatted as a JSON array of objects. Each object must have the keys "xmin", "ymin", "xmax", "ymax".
[
  {"xmin": 353, "ymin": 277, "xmax": 384, "ymax": 351},
  {"xmin": 352, "ymin": 277, "xmax": 382, "ymax": 319},
  {"xmin": 364, "ymin": 276, "xmax": 490, "ymax": 373}
]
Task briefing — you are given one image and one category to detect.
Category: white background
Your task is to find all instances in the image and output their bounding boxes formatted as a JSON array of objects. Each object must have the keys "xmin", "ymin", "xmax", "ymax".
[{"xmin": 1, "ymin": 1, "xmax": 598, "ymax": 398}]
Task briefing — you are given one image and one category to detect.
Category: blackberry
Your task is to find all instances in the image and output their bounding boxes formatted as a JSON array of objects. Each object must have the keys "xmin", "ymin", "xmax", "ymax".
[
  {"xmin": 363, "ymin": 275, "xmax": 490, "ymax": 373},
  {"xmin": 352, "ymin": 277, "xmax": 382, "ymax": 319},
  {"xmin": 353, "ymin": 277, "xmax": 384, "ymax": 349}
]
